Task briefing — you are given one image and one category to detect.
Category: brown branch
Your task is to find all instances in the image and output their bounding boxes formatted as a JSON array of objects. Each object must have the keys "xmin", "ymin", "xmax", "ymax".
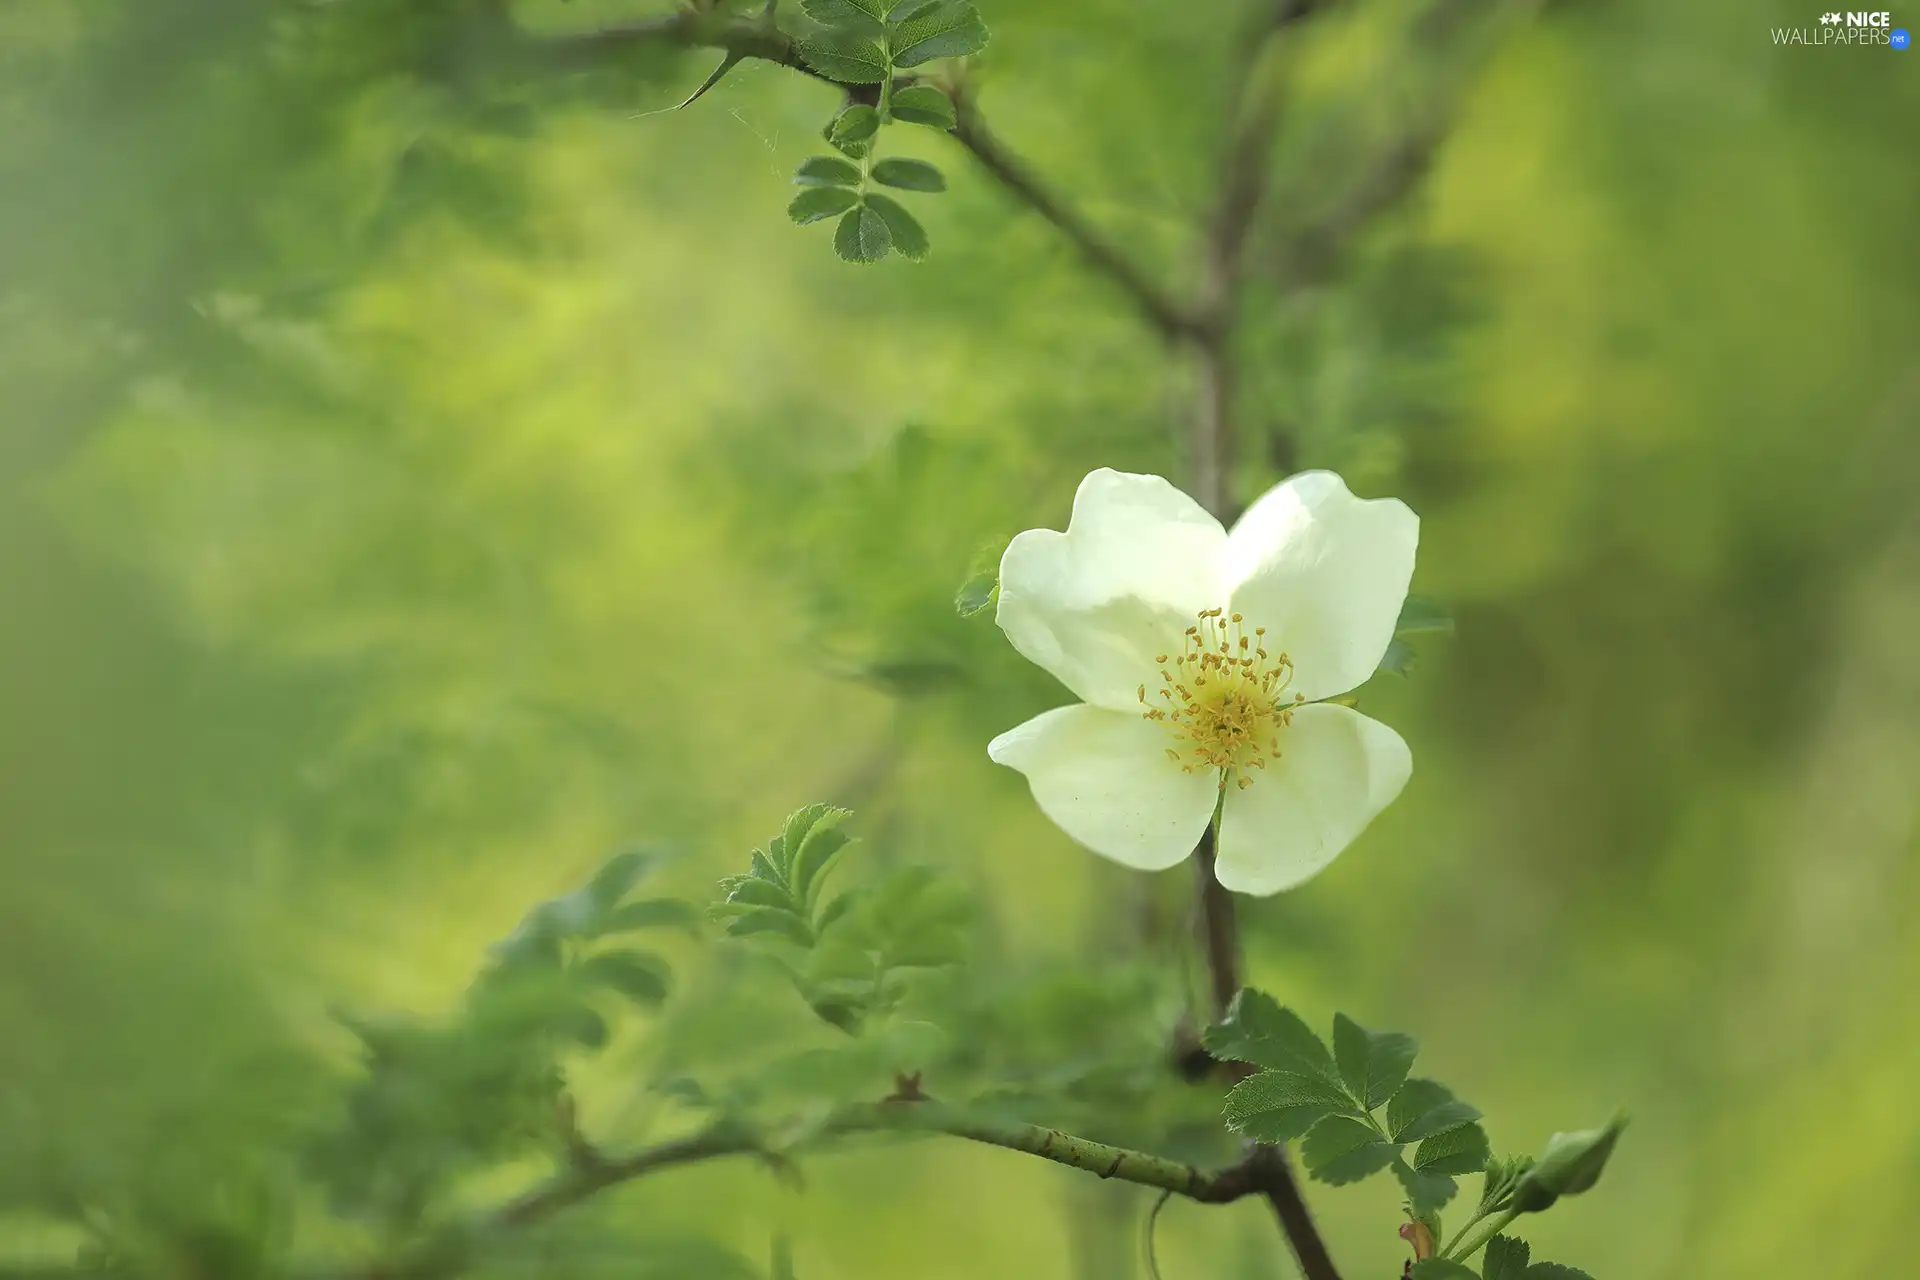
[
  {"xmin": 947, "ymin": 91, "xmax": 1201, "ymax": 342},
  {"xmin": 1180, "ymin": 8, "xmax": 1347, "ymax": 1280},
  {"xmin": 536, "ymin": 10, "xmax": 828, "ymax": 83},
  {"xmin": 1189, "ymin": 0, "xmax": 1333, "ymax": 519},
  {"xmin": 538, "ymin": 13, "xmax": 1200, "ymax": 343}
]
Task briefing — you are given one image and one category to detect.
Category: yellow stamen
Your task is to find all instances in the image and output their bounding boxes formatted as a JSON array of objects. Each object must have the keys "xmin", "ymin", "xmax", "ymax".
[{"xmin": 1143, "ymin": 608, "xmax": 1298, "ymax": 779}]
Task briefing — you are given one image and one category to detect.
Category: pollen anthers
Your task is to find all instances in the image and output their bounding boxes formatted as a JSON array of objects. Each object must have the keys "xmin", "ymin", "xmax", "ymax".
[{"xmin": 1137, "ymin": 608, "xmax": 1302, "ymax": 783}]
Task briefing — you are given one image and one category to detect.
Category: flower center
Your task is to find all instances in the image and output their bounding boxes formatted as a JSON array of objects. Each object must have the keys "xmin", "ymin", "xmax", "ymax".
[{"xmin": 1139, "ymin": 609, "xmax": 1303, "ymax": 784}]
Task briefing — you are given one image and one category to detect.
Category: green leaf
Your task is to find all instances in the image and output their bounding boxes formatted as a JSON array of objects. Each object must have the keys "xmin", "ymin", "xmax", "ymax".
[
  {"xmin": 955, "ymin": 568, "xmax": 996, "ymax": 616},
  {"xmin": 794, "ymin": 156, "xmax": 863, "ymax": 187},
  {"xmin": 784, "ymin": 804, "xmax": 853, "ymax": 907},
  {"xmin": 1513, "ymin": 1115, "xmax": 1627, "ymax": 1213},
  {"xmin": 890, "ymin": 1, "xmax": 989, "ymax": 66},
  {"xmin": 1414, "ymin": 1121, "xmax": 1491, "ymax": 1176},
  {"xmin": 1299, "ymin": 1115, "xmax": 1399, "ymax": 1185},
  {"xmin": 711, "ymin": 904, "xmax": 812, "ymax": 946},
  {"xmin": 835, "ymin": 204, "xmax": 894, "ymax": 264},
  {"xmin": 1377, "ymin": 596, "xmax": 1455, "ymax": 677},
  {"xmin": 799, "ymin": 36, "xmax": 889, "ymax": 83},
  {"xmin": 871, "ymin": 158, "xmax": 946, "ymax": 192},
  {"xmin": 587, "ymin": 849, "xmax": 654, "ymax": 909},
  {"xmin": 1483, "ymin": 1236, "xmax": 1530, "ymax": 1280},
  {"xmin": 1410, "ymin": 1262, "xmax": 1478, "ymax": 1280},
  {"xmin": 888, "ymin": 0, "xmax": 944, "ymax": 19},
  {"xmin": 801, "ymin": 0, "xmax": 888, "ymax": 37},
  {"xmin": 1333, "ymin": 1013, "xmax": 1418, "ymax": 1108},
  {"xmin": 1223, "ymin": 1071, "xmax": 1358, "ymax": 1143},
  {"xmin": 889, "ymin": 84, "xmax": 957, "ymax": 129},
  {"xmin": 789, "ymin": 186, "xmax": 862, "ymax": 225},
  {"xmin": 1525, "ymin": 1266, "xmax": 1596, "ymax": 1280},
  {"xmin": 1203, "ymin": 989, "xmax": 1340, "ymax": 1083},
  {"xmin": 864, "ymin": 193, "xmax": 929, "ymax": 261},
  {"xmin": 595, "ymin": 898, "xmax": 702, "ymax": 936},
  {"xmin": 829, "ymin": 105, "xmax": 882, "ymax": 147},
  {"xmin": 1391, "ymin": 1156, "xmax": 1457, "ymax": 1213},
  {"xmin": 1387, "ymin": 1079, "xmax": 1483, "ymax": 1143},
  {"xmin": 578, "ymin": 950, "xmax": 670, "ymax": 1005}
]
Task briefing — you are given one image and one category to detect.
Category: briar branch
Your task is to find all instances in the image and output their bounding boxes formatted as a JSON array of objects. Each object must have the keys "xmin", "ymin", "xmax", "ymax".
[
  {"xmin": 536, "ymin": 9, "xmax": 1200, "ymax": 342},
  {"xmin": 345, "ymin": 1101, "xmax": 1332, "ymax": 1280}
]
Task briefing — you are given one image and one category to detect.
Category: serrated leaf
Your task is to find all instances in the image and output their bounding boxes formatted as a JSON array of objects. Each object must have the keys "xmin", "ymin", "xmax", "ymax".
[
  {"xmin": 834, "ymin": 205, "xmax": 893, "ymax": 263},
  {"xmin": 1513, "ymin": 1115, "xmax": 1627, "ymax": 1212},
  {"xmin": 1483, "ymin": 1236, "xmax": 1530, "ymax": 1280},
  {"xmin": 871, "ymin": 158, "xmax": 946, "ymax": 192},
  {"xmin": 1333, "ymin": 1013, "xmax": 1418, "ymax": 1108},
  {"xmin": 1387, "ymin": 1079, "xmax": 1483, "ymax": 1143},
  {"xmin": 1300, "ymin": 1115, "xmax": 1399, "ymax": 1185},
  {"xmin": 888, "ymin": 0, "xmax": 943, "ymax": 19},
  {"xmin": 595, "ymin": 898, "xmax": 702, "ymax": 936},
  {"xmin": 1414, "ymin": 1121, "xmax": 1491, "ymax": 1176},
  {"xmin": 1203, "ymin": 990, "xmax": 1340, "ymax": 1082},
  {"xmin": 829, "ymin": 104, "xmax": 881, "ymax": 147},
  {"xmin": 1409, "ymin": 1262, "xmax": 1478, "ymax": 1280},
  {"xmin": 889, "ymin": 84, "xmax": 957, "ymax": 128},
  {"xmin": 789, "ymin": 185, "xmax": 862, "ymax": 225},
  {"xmin": 794, "ymin": 156, "xmax": 863, "ymax": 187},
  {"xmin": 801, "ymin": 0, "xmax": 888, "ymax": 37},
  {"xmin": 799, "ymin": 36, "xmax": 889, "ymax": 83},
  {"xmin": 749, "ymin": 847, "xmax": 789, "ymax": 888},
  {"xmin": 714, "ymin": 876, "xmax": 792, "ymax": 911},
  {"xmin": 578, "ymin": 950, "xmax": 670, "ymax": 1005},
  {"xmin": 891, "ymin": 1, "xmax": 988, "ymax": 66},
  {"xmin": 1224, "ymin": 1071, "xmax": 1358, "ymax": 1143},
  {"xmin": 1391, "ymin": 1157, "xmax": 1457, "ymax": 1213},
  {"xmin": 1525, "ymin": 1265, "xmax": 1596, "ymax": 1280},
  {"xmin": 713, "ymin": 905, "xmax": 812, "ymax": 945},
  {"xmin": 864, "ymin": 193, "xmax": 928, "ymax": 261},
  {"xmin": 785, "ymin": 804, "xmax": 853, "ymax": 907}
]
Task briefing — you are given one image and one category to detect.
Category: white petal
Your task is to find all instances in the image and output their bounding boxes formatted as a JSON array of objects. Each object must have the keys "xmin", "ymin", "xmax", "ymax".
[
  {"xmin": 997, "ymin": 469, "xmax": 1226, "ymax": 711},
  {"xmin": 1223, "ymin": 471, "xmax": 1418, "ymax": 702},
  {"xmin": 988, "ymin": 703, "xmax": 1219, "ymax": 872},
  {"xmin": 1214, "ymin": 703, "xmax": 1411, "ymax": 896}
]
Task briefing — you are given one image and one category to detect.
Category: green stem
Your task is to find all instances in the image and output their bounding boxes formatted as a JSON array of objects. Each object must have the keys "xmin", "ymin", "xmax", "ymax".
[
  {"xmin": 1443, "ymin": 1207, "xmax": 1519, "ymax": 1263},
  {"xmin": 355, "ymin": 1101, "xmax": 1300, "ymax": 1280}
]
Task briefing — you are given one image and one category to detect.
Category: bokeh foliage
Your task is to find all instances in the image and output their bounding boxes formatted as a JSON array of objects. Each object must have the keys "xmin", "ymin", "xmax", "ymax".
[{"xmin": 2, "ymin": 0, "xmax": 1916, "ymax": 1276}]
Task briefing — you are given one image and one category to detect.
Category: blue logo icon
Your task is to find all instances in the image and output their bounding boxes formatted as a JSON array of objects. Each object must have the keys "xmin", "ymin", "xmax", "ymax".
[{"xmin": 1893, "ymin": 26, "xmax": 1912, "ymax": 48}]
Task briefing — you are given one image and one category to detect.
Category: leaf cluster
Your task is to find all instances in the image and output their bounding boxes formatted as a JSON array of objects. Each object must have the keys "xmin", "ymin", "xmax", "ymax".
[
  {"xmin": 713, "ymin": 804, "xmax": 970, "ymax": 1033},
  {"xmin": 310, "ymin": 850, "xmax": 696, "ymax": 1225},
  {"xmin": 1209, "ymin": 990, "xmax": 1623, "ymax": 1275},
  {"xmin": 1207, "ymin": 990, "xmax": 1488, "ymax": 1214},
  {"xmin": 786, "ymin": 0, "xmax": 987, "ymax": 262}
]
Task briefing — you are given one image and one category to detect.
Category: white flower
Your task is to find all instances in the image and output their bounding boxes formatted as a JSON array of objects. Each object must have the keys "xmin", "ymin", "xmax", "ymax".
[{"xmin": 987, "ymin": 468, "xmax": 1417, "ymax": 896}]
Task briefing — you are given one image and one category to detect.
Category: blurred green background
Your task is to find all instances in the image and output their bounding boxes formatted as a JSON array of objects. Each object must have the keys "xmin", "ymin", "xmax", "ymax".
[{"xmin": 3, "ymin": 0, "xmax": 1916, "ymax": 1276}]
